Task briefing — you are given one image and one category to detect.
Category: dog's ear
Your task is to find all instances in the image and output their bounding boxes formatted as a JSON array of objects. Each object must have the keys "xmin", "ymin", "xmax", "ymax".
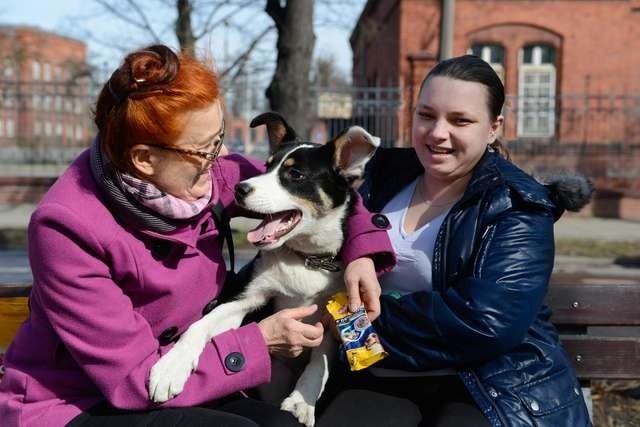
[
  {"xmin": 332, "ymin": 126, "xmax": 380, "ymax": 183},
  {"xmin": 250, "ymin": 112, "xmax": 298, "ymax": 153}
]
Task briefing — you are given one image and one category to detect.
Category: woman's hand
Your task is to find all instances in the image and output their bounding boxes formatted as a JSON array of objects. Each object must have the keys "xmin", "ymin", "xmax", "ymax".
[
  {"xmin": 258, "ymin": 305, "xmax": 324, "ymax": 358},
  {"xmin": 344, "ymin": 257, "xmax": 382, "ymax": 321}
]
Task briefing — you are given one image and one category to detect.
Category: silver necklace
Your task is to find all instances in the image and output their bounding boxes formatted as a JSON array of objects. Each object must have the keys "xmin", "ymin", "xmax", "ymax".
[{"xmin": 415, "ymin": 177, "xmax": 460, "ymax": 208}]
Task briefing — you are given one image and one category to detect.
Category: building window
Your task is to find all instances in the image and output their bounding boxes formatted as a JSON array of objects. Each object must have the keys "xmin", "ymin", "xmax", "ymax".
[
  {"xmin": 0, "ymin": 120, "xmax": 4, "ymax": 137},
  {"xmin": 518, "ymin": 44, "xmax": 556, "ymax": 138},
  {"xmin": 32, "ymin": 61, "xmax": 42, "ymax": 80},
  {"xmin": 32, "ymin": 94, "xmax": 42, "ymax": 110},
  {"xmin": 6, "ymin": 120, "xmax": 15, "ymax": 138},
  {"xmin": 74, "ymin": 99, "xmax": 84, "ymax": 114},
  {"xmin": 3, "ymin": 60, "xmax": 15, "ymax": 79},
  {"xmin": 75, "ymin": 124, "xmax": 83, "ymax": 141},
  {"xmin": 43, "ymin": 62, "xmax": 52, "ymax": 81},
  {"xmin": 469, "ymin": 44, "xmax": 505, "ymax": 81},
  {"xmin": 34, "ymin": 121, "xmax": 43, "ymax": 136}
]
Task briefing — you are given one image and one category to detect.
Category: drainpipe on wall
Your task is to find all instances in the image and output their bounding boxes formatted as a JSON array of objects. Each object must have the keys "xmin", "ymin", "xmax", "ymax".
[{"xmin": 440, "ymin": 0, "xmax": 455, "ymax": 60}]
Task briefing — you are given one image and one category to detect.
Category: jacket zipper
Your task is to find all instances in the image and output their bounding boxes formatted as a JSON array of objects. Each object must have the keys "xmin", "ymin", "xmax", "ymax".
[
  {"xmin": 474, "ymin": 224, "xmax": 496, "ymax": 276},
  {"xmin": 439, "ymin": 217, "xmax": 452, "ymax": 289}
]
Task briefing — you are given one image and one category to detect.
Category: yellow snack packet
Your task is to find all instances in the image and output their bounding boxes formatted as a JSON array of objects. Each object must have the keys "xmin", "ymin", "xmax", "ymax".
[{"xmin": 326, "ymin": 292, "xmax": 387, "ymax": 371}]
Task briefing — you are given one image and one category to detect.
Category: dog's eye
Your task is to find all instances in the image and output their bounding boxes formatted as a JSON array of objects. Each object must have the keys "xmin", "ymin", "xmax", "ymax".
[{"xmin": 288, "ymin": 168, "xmax": 305, "ymax": 181}]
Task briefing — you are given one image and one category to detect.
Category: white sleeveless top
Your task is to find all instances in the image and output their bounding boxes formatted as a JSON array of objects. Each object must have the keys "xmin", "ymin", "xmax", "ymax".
[
  {"xmin": 379, "ymin": 177, "xmax": 449, "ymax": 297},
  {"xmin": 373, "ymin": 176, "xmax": 456, "ymax": 377}
]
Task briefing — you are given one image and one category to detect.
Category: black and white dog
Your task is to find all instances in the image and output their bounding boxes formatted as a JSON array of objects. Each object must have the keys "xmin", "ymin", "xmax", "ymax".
[{"xmin": 149, "ymin": 112, "xmax": 380, "ymax": 426}]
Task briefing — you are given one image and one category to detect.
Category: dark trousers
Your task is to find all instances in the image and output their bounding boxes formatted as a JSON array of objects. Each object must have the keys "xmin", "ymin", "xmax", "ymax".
[
  {"xmin": 316, "ymin": 366, "xmax": 491, "ymax": 427},
  {"xmin": 67, "ymin": 395, "xmax": 302, "ymax": 427}
]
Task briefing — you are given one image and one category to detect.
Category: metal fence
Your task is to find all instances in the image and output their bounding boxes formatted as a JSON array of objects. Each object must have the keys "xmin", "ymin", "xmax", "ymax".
[
  {"xmin": 502, "ymin": 94, "xmax": 640, "ymax": 144},
  {"xmin": 310, "ymin": 85, "xmax": 403, "ymax": 146},
  {"xmin": 1, "ymin": 81, "xmax": 639, "ymax": 174}
]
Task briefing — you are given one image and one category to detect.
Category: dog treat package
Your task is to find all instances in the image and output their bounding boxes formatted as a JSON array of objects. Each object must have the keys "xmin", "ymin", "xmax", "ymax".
[{"xmin": 326, "ymin": 292, "xmax": 387, "ymax": 371}]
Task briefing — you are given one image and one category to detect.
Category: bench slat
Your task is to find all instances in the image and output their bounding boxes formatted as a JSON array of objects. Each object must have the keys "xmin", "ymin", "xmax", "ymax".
[
  {"xmin": 0, "ymin": 284, "xmax": 32, "ymax": 298},
  {"xmin": 546, "ymin": 283, "xmax": 640, "ymax": 326},
  {"xmin": 560, "ymin": 335, "xmax": 640, "ymax": 379}
]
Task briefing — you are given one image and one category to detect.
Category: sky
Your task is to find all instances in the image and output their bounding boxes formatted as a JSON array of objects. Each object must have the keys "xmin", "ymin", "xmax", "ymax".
[{"xmin": 1, "ymin": 0, "xmax": 367, "ymax": 81}]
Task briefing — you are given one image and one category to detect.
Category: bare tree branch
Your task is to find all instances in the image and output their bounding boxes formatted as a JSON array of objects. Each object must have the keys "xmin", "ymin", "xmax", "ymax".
[
  {"xmin": 194, "ymin": 1, "xmax": 255, "ymax": 40},
  {"xmin": 92, "ymin": 0, "xmax": 162, "ymax": 42},
  {"xmin": 219, "ymin": 24, "xmax": 274, "ymax": 80},
  {"xmin": 126, "ymin": 0, "xmax": 163, "ymax": 41},
  {"xmin": 265, "ymin": 0, "xmax": 285, "ymax": 29}
]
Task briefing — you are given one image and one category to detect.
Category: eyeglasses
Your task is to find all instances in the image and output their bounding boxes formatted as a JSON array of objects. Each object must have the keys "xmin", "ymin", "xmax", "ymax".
[
  {"xmin": 148, "ymin": 120, "xmax": 225, "ymax": 162},
  {"xmin": 149, "ymin": 139, "xmax": 224, "ymax": 162}
]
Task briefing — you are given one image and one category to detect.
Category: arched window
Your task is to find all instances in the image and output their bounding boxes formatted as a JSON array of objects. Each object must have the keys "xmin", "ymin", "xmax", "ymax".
[
  {"xmin": 518, "ymin": 44, "xmax": 556, "ymax": 137},
  {"xmin": 469, "ymin": 44, "xmax": 505, "ymax": 81},
  {"xmin": 32, "ymin": 61, "xmax": 41, "ymax": 80},
  {"xmin": 43, "ymin": 62, "xmax": 52, "ymax": 81}
]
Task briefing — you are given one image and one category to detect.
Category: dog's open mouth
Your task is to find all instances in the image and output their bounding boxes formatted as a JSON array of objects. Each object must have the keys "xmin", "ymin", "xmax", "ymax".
[{"xmin": 247, "ymin": 210, "xmax": 302, "ymax": 247}]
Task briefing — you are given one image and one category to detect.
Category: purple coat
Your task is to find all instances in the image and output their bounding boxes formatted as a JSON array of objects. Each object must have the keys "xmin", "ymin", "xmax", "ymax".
[{"xmin": 0, "ymin": 150, "xmax": 394, "ymax": 426}]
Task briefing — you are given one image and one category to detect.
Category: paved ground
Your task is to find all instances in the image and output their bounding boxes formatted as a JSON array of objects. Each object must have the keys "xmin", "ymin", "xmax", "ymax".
[{"xmin": 554, "ymin": 214, "xmax": 640, "ymax": 242}]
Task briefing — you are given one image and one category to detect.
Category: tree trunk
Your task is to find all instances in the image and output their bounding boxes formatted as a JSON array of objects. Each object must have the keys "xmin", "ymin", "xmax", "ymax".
[
  {"xmin": 265, "ymin": 0, "xmax": 315, "ymax": 137},
  {"xmin": 176, "ymin": 0, "xmax": 196, "ymax": 55}
]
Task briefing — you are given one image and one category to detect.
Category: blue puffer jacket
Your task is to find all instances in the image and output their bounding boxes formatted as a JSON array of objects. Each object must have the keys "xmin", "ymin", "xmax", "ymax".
[{"xmin": 361, "ymin": 147, "xmax": 592, "ymax": 427}]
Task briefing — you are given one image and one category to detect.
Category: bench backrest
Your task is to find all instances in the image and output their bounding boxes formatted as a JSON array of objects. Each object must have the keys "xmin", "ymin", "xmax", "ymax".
[
  {"xmin": 2, "ymin": 278, "xmax": 639, "ymax": 380},
  {"xmin": 547, "ymin": 273, "xmax": 640, "ymax": 380}
]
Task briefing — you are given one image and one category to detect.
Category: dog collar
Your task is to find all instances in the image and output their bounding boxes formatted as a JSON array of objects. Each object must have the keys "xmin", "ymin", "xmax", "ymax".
[{"xmin": 290, "ymin": 250, "xmax": 341, "ymax": 273}]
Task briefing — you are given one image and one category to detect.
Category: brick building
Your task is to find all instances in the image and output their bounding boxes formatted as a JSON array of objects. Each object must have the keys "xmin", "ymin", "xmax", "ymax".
[
  {"xmin": 0, "ymin": 26, "xmax": 91, "ymax": 159},
  {"xmin": 351, "ymin": 0, "xmax": 640, "ymax": 144},
  {"xmin": 351, "ymin": 0, "xmax": 640, "ymax": 219}
]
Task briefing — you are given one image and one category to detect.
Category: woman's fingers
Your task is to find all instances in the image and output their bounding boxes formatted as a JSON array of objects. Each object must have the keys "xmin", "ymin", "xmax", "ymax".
[
  {"xmin": 344, "ymin": 257, "xmax": 382, "ymax": 320},
  {"xmin": 282, "ymin": 304, "xmax": 318, "ymax": 320},
  {"xmin": 258, "ymin": 305, "xmax": 324, "ymax": 355}
]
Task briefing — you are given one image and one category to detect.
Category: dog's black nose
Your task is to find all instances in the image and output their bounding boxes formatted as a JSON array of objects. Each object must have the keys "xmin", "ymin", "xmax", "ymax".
[{"xmin": 235, "ymin": 182, "xmax": 253, "ymax": 202}]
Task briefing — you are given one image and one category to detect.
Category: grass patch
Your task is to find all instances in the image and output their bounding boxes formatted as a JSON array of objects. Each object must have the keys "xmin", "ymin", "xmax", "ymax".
[
  {"xmin": 0, "ymin": 228, "xmax": 27, "ymax": 249},
  {"xmin": 555, "ymin": 238, "xmax": 640, "ymax": 258},
  {"xmin": 4, "ymin": 227, "xmax": 637, "ymax": 260}
]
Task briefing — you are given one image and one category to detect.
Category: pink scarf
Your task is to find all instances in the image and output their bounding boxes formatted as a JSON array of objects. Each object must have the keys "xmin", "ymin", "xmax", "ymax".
[{"xmin": 120, "ymin": 172, "xmax": 212, "ymax": 219}]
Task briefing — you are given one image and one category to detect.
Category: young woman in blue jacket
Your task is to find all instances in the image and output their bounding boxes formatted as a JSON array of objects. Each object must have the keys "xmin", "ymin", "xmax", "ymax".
[{"xmin": 318, "ymin": 55, "xmax": 592, "ymax": 427}]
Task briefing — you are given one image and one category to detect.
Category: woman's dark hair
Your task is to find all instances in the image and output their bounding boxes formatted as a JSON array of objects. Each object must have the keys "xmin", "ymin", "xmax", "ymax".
[{"xmin": 420, "ymin": 54, "xmax": 509, "ymax": 159}]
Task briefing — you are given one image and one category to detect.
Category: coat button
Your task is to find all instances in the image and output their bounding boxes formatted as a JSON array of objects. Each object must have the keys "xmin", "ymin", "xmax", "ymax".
[
  {"xmin": 202, "ymin": 298, "xmax": 219, "ymax": 316},
  {"xmin": 488, "ymin": 388, "xmax": 498, "ymax": 398},
  {"xmin": 371, "ymin": 213, "xmax": 390, "ymax": 229},
  {"xmin": 151, "ymin": 240, "xmax": 172, "ymax": 259},
  {"xmin": 224, "ymin": 352, "xmax": 245, "ymax": 372},
  {"xmin": 158, "ymin": 326, "xmax": 178, "ymax": 345},
  {"xmin": 530, "ymin": 400, "xmax": 540, "ymax": 412}
]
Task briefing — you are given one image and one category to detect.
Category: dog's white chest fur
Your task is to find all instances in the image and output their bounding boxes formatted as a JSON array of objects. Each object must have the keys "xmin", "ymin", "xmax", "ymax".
[{"xmin": 253, "ymin": 250, "xmax": 343, "ymax": 310}]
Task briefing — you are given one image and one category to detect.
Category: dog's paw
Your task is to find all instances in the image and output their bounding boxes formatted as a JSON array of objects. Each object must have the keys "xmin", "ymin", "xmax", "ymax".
[
  {"xmin": 148, "ymin": 345, "xmax": 200, "ymax": 403},
  {"xmin": 281, "ymin": 390, "xmax": 316, "ymax": 427}
]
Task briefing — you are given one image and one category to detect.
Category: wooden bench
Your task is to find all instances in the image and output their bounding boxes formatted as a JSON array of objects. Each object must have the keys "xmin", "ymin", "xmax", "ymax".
[
  {"xmin": 0, "ymin": 283, "xmax": 31, "ymax": 355},
  {"xmin": 2, "ymin": 277, "xmax": 640, "ymax": 418},
  {"xmin": 547, "ymin": 273, "xmax": 640, "ymax": 419}
]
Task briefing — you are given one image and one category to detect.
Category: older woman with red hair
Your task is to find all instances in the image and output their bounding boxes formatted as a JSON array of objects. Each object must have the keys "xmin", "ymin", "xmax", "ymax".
[{"xmin": 0, "ymin": 45, "xmax": 393, "ymax": 427}]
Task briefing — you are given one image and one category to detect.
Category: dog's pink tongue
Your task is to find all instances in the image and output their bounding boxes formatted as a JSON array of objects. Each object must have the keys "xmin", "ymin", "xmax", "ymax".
[{"xmin": 247, "ymin": 213, "xmax": 288, "ymax": 245}]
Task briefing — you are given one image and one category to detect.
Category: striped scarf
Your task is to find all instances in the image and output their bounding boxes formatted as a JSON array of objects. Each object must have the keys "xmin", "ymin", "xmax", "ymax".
[
  {"xmin": 120, "ymin": 172, "xmax": 211, "ymax": 220},
  {"xmin": 89, "ymin": 138, "xmax": 211, "ymax": 233}
]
